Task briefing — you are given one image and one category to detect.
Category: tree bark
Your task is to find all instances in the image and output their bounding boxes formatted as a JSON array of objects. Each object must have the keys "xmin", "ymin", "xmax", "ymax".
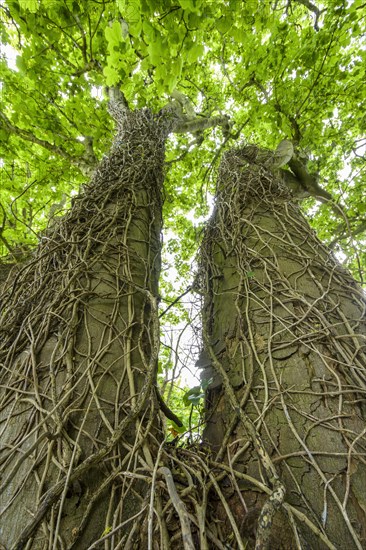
[
  {"xmin": 198, "ymin": 149, "xmax": 366, "ymax": 549},
  {"xmin": 2, "ymin": 114, "xmax": 366, "ymax": 549},
  {"xmin": 0, "ymin": 107, "xmax": 173, "ymax": 548}
]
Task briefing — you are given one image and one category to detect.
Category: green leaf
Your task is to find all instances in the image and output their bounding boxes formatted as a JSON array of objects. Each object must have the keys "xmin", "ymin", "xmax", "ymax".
[
  {"xmin": 117, "ymin": 0, "xmax": 127, "ymax": 11},
  {"xmin": 129, "ymin": 16, "xmax": 142, "ymax": 38},
  {"xmin": 0, "ymin": 128, "xmax": 10, "ymax": 141},
  {"xmin": 142, "ymin": 20, "xmax": 155, "ymax": 40},
  {"xmin": 148, "ymin": 35, "xmax": 164, "ymax": 64},
  {"xmin": 15, "ymin": 55, "xmax": 27, "ymax": 72},
  {"xmin": 167, "ymin": 75, "xmax": 178, "ymax": 94},
  {"xmin": 201, "ymin": 377, "xmax": 213, "ymax": 391},
  {"xmin": 105, "ymin": 20, "xmax": 123, "ymax": 48},
  {"xmin": 103, "ymin": 65, "xmax": 120, "ymax": 86},
  {"xmin": 187, "ymin": 43, "xmax": 204, "ymax": 63},
  {"xmin": 183, "ymin": 386, "xmax": 204, "ymax": 407},
  {"xmin": 216, "ymin": 16, "xmax": 233, "ymax": 34},
  {"xmin": 19, "ymin": 0, "xmax": 39, "ymax": 13},
  {"xmin": 188, "ymin": 393, "xmax": 205, "ymax": 405},
  {"xmin": 179, "ymin": 0, "xmax": 194, "ymax": 11},
  {"xmin": 122, "ymin": 80, "xmax": 136, "ymax": 101}
]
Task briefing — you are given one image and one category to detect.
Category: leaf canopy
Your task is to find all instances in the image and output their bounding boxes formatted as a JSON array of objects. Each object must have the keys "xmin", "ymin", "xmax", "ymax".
[{"xmin": 0, "ymin": 0, "xmax": 365, "ymax": 278}]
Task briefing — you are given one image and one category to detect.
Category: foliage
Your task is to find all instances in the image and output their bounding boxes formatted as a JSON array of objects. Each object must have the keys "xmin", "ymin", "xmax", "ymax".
[{"xmin": 159, "ymin": 378, "xmax": 203, "ymax": 440}]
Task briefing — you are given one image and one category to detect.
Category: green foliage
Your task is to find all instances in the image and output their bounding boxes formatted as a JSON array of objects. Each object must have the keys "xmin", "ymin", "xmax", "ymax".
[
  {"xmin": 160, "ymin": 379, "xmax": 204, "ymax": 441},
  {"xmin": 183, "ymin": 385, "xmax": 204, "ymax": 407},
  {"xmin": 182, "ymin": 375, "xmax": 211, "ymax": 408}
]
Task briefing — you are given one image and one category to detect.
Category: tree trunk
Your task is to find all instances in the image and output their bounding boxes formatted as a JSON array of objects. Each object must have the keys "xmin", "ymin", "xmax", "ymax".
[
  {"xmin": 198, "ymin": 148, "xmax": 366, "ymax": 549},
  {"xmin": 0, "ymin": 107, "xmax": 173, "ymax": 548},
  {"xmin": 2, "ymin": 117, "xmax": 366, "ymax": 549}
]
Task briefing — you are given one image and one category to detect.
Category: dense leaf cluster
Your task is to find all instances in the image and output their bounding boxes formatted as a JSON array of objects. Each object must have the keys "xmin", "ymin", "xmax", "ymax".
[{"xmin": 1, "ymin": 0, "xmax": 365, "ymax": 276}]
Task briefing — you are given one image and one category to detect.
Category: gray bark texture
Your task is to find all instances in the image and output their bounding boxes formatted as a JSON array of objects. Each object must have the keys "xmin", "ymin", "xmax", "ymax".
[
  {"xmin": 198, "ymin": 148, "xmax": 366, "ymax": 549},
  {"xmin": 0, "ymin": 107, "xmax": 173, "ymax": 549},
  {"xmin": 2, "ymin": 112, "xmax": 366, "ymax": 550}
]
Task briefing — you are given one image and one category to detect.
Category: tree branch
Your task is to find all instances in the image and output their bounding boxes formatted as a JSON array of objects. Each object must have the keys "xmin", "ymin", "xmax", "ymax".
[
  {"xmin": 161, "ymin": 90, "xmax": 231, "ymax": 137},
  {"xmin": 328, "ymin": 219, "xmax": 366, "ymax": 249},
  {"xmin": 0, "ymin": 111, "xmax": 97, "ymax": 175},
  {"xmin": 287, "ymin": 156, "xmax": 332, "ymax": 201},
  {"xmin": 158, "ymin": 467, "xmax": 195, "ymax": 550},
  {"xmin": 292, "ymin": 0, "xmax": 323, "ymax": 30},
  {"xmin": 173, "ymin": 114, "xmax": 230, "ymax": 135}
]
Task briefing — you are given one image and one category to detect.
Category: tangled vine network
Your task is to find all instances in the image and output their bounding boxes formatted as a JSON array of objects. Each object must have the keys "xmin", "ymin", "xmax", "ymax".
[
  {"xmin": 197, "ymin": 148, "xmax": 366, "ymax": 549},
  {"xmin": 0, "ymin": 105, "xmax": 178, "ymax": 548},
  {"xmin": 0, "ymin": 105, "xmax": 366, "ymax": 550}
]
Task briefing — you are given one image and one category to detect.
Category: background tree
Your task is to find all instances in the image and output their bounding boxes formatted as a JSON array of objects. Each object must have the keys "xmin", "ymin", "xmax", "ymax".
[{"xmin": 0, "ymin": 0, "xmax": 365, "ymax": 548}]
